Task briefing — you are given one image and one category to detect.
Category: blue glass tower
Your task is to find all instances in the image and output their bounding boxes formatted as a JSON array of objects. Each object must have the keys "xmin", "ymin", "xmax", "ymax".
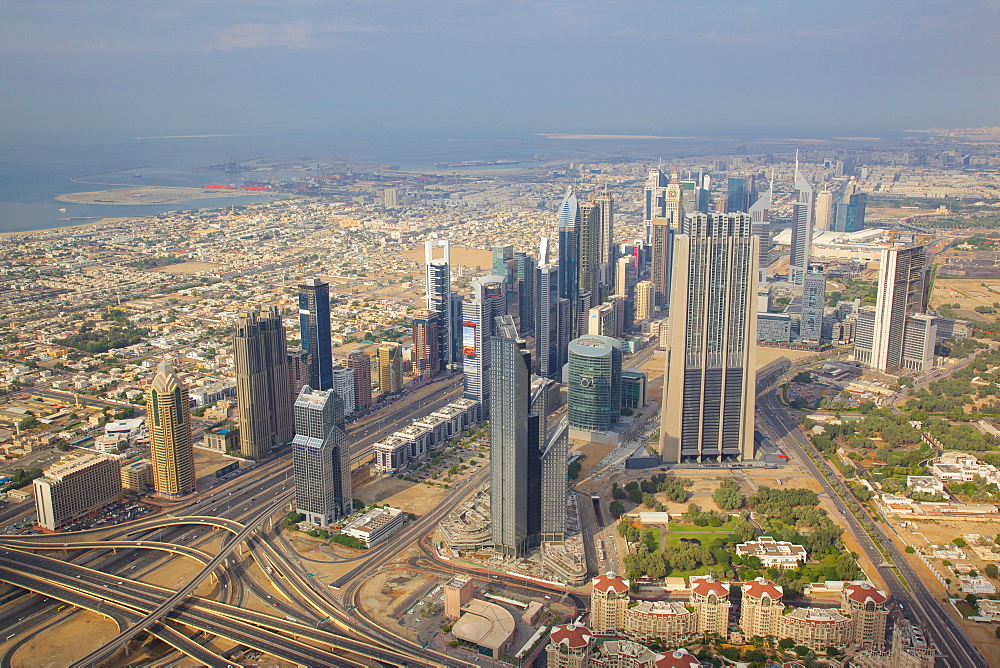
[
  {"xmin": 298, "ymin": 278, "xmax": 333, "ymax": 391},
  {"xmin": 557, "ymin": 187, "xmax": 579, "ymax": 338}
]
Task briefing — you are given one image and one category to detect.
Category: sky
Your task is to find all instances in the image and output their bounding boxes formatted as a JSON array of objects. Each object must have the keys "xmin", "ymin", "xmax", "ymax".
[{"xmin": 2, "ymin": 0, "xmax": 999, "ymax": 137}]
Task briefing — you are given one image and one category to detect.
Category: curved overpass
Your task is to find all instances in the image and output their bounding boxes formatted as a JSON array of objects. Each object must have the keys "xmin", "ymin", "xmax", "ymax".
[{"xmin": 0, "ymin": 538, "xmax": 212, "ymax": 566}]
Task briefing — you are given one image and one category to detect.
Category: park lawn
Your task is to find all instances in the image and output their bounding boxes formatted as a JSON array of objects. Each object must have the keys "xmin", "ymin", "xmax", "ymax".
[
  {"xmin": 664, "ymin": 532, "xmax": 729, "ymax": 549},
  {"xmin": 668, "ymin": 518, "xmax": 739, "ymax": 533}
]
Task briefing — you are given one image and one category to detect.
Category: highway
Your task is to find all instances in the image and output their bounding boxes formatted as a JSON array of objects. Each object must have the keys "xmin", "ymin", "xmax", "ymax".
[{"xmin": 756, "ymin": 366, "xmax": 988, "ymax": 668}]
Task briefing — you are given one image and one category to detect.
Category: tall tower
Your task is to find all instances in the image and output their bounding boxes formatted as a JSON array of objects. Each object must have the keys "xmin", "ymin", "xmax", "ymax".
[
  {"xmin": 567, "ymin": 336, "xmax": 622, "ymax": 433},
  {"xmin": 292, "ymin": 386, "xmax": 351, "ymax": 526},
  {"xmin": 346, "ymin": 350, "xmax": 372, "ymax": 411},
  {"xmin": 535, "ymin": 261, "xmax": 562, "ymax": 379},
  {"xmin": 643, "ymin": 167, "xmax": 668, "ymax": 244},
  {"xmin": 726, "ymin": 176, "xmax": 756, "ymax": 213},
  {"xmin": 515, "ymin": 251, "xmax": 536, "ymax": 333},
  {"xmin": 650, "ymin": 169, "xmax": 683, "ymax": 311},
  {"xmin": 856, "ymin": 245, "xmax": 931, "ymax": 372},
  {"xmin": 595, "ymin": 189, "xmax": 615, "ymax": 301},
  {"xmin": 425, "ymin": 239, "xmax": 453, "ymax": 372},
  {"xmin": 578, "ymin": 199, "xmax": 601, "ymax": 311},
  {"xmin": 377, "ymin": 342, "xmax": 403, "ymax": 395},
  {"xmin": 660, "ymin": 213, "xmax": 758, "ymax": 463},
  {"xmin": 790, "ymin": 151, "xmax": 815, "ymax": 285},
  {"xmin": 800, "ymin": 270, "xmax": 826, "ymax": 345},
  {"xmin": 298, "ymin": 277, "xmax": 333, "ymax": 391},
  {"xmin": 748, "ymin": 176, "xmax": 773, "ymax": 285},
  {"xmin": 462, "ymin": 275, "xmax": 508, "ymax": 417},
  {"xmin": 557, "ymin": 188, "xmax": 580, "ymax": 323},
  {"xmin": 234, "ymin": 307, "xmax": 293, "ymax": 460},
  {"xmin": 490, "ymin": 316, "xmax": 533, "ymax": 558},
  {"xmin": 331, "ymin": 365, "xmax": 355, "ymax": 415},
  {"xmin": 815, "ymin": 189, "xmax": 833, "ymax": 231},
  {"xmin": 634, "ymin": 280, "xmax": 655, "ymax": 322},
  {"xmin": 146, "ymin": 361, "xmax": 195, "ymax": 498},
  {"xmin": 411, "ymin": 309, "xmax": 441, "ymax": 378},
  {"xmin": 287, "ymin": 348, "xmax": 311, "ymax": 403}
]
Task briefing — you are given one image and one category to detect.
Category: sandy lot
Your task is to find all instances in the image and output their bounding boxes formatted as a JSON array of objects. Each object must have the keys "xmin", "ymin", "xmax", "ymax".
[
  {"xmin": 402, "ymin": 246, "xmax": 494, "ymax": 274},
  {"xmin": 931, "ymin": 277, "xmax": 1000, "ymax": 321},
  {"xmin": 56, "ymin": 186, "xmax": 278, "ymax": 206},
  {"xmin": 10, "ymin": 609, "xmax": 118, "ymax": 668},
  {"xmin": 151, "ymin": 261, "xmax": 224, "ymax": 275},
  {"xmin": 355, "ymin": 476, "xmax": 448, "ymax": 516}
]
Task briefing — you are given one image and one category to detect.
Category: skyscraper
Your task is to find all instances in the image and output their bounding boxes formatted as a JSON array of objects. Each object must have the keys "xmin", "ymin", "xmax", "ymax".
[
  {"xmin": 492, "ymin": 244, "xmax": 515, "ymax": 283},
  {"xmin": 649, "ymin": 170, "xmax": 683, "ymax": 311},
  {"xmin": 490, "ymin": 316, "xmax": 533, "ymax": 558},
  {"xmin": 535, "ymin": 262, "xmax": 562, "ymax": 379},
  {"xmin": 595, "ymin": 189, "xmax": 615, "ymax": 301},
  {"xmin": 800, "ymin": 271, "xmax": 826, "ymax": 345},
  {"xmin": 834, "ymin": 189, "xmax": 867, "ymax": 233},
  {"xmin": 567, "ymin": 335, "xmax": 622, "ymax": 434},
  {"xmin": 815, "ymin": 189, "xmax": 833, "ymax": 231},
  {"xmin": 634, "ymin": 281, "xmax": 655, "ymax": 322},
  {"xmin": 854, "ymin": 245, "xmax": 932, "ymax": 372},
  {"xmin": 660, "ymin": 213, "xmax": 758, "ymax": 463},
  {"xmin": 557, "ymin": 187, "xmax": 580, "ymax": 324},
  {"xmin": 411, "ymin": 309, "xmax": 441, "ymax": 378},
  {"xmin": 615, "ymin": 256, "xmax": 635, "ymax": 332},
  {"xmin": 748, "ymin": 177, "xmax": 773, "ymax": 285},
  {"xmin": 292, "ymin": 386, "xmax": 351, "ymax": 526},
  {"xmin": 346, "ymin": 350, "xmax": 373, "ymax": 411},
  {"xmin": 331, "ymin": 365, "xmax": 356, "ymax": 416},
  {"xmin": 298, "ymin": 277, "xmax": 333, "ymax": 391},
  {"xmin": 515, "ymin": 251, "xmax": 536, "ymax": 334},
  {"xmin": 425, "ymin": 239, "xmax": 453, "ymax": 372},
  {"xmin": 234, "ymin": 307, "xmax": 293, "ymax": 460},
  {"xmin": 462, "ymin": 275, "xmax": 508, "ymax": 416},
  {"xmin": 489, "ymin": 316, "xmax": 566, "ymax": 557},
  {"xmin": 790, "ymin": 152, "xmax": 815, "ymax": 285},
  {"xmin": 377, "ymin": 342, "xmax": 403, "ymax": 395},
  {"xmin": 643, "ymin": 167, "xmax": 668, "ymax": 225},
  {"xmin": 146, "ymin": 361, "xmax": 195, "ymax": 498},
  {"xmin": 287, "ymin": 348, "xmax": 311, "ymax": 403},
  {"xmin": 726, "ymin": 176, "xmax": 757, "ymax": 213}
]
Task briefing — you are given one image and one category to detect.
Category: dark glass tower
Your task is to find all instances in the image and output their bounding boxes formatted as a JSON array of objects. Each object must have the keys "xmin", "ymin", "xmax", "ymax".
[{"xmin": 298, "ymin": 277, "xmax": 333, "ymax": 391}]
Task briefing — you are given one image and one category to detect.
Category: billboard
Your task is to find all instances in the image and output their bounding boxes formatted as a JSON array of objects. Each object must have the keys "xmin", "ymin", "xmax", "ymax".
[{"xmin": 215, "ymin": 461, "xmax": 240, "ymax": 478}]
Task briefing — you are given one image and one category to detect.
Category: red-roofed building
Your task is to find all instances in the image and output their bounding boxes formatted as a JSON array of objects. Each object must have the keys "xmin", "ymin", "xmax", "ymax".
[
  {"xmin": 591, "ymin": 572, "xmax": 630, "ymax": 633},
  {"xmin": 652, "ymin": 648, "xmax": 701, "ymax": 668},
  {"xmin": 740, "ymin": 578, "xmax": 784, "ymax": 640},
  {"xmin": 546, "ymin": 623, "xmax": 593, "ymax": 667},
  {"xmin": 841, "ymin": 582, "xmax": 890, "ymax": 647},
  {"xmin": 689, "ymin": 575, "xmax": 731, "ymax": 636}
]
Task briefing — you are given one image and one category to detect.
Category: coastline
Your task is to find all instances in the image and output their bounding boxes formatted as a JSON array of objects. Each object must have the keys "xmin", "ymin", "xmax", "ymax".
[
  {"xmin": 55, "ymin": 185, "xmax": 279, "ymax": 206},
  {"xmin": 0, "ymin": 216, "xmax": 143, "ymax": 238}
]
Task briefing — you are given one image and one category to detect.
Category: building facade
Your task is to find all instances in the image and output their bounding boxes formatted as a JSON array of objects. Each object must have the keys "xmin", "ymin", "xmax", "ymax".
[
  {"xmin": 291, "ymin": 386, "xmax": 351, "ymax": 526},
  {"xmin": 34, "ymin": 452, "xmax": 122, "ymax": 530},
  {"xmin": 298, "ymin": 277, "xmax": 333, "ymax": 391},
  {"xmin": 567, "ymin": 336, "xmax": 622, "ymax": 433},
  {"xmin": 462, "ymin": 275, "xmax": 507, "ymax": 417},
  {"xmin": 234, "ymin": 306, "xmax": 293, "ymax": 460},
  {"xmin": 411, "ymin": 309, "xmax": 441, "ymax": 378},
  {"xmin": 425, "ymin": 239, "xmax": 454, "ymax": 371},
  {"xmin": 377, "ymin": 342, "xmax": 403, "ymax": 395},
  {"xmin": 146, "ymin": 360, "xmax": 195, "ymax": 498},
  {"xmin": 660, "ymin": 213, "xmax": 758, "ymax": 463},
  {"xmin": 346, "ymin": 350, "xmax": 373, "ymax": 411}
]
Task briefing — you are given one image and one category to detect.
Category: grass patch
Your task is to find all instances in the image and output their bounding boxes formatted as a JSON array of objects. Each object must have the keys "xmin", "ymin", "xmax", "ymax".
[
  {"xmin": 954, "ymin": 600, "xmax": 977, "ymax": 618},
  {"xmin": 664, "ymin": 532, "xmax": 728, "ymax": 549},
  {"xmin": 667, "ymin": 519, "xmax": 739, "ymax": 533}
]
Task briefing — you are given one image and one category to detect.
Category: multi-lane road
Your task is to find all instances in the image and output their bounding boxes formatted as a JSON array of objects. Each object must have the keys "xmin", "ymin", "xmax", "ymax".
[{"xmin": 757, "ymin": 365, "xmax": 988, "ymax": 668}]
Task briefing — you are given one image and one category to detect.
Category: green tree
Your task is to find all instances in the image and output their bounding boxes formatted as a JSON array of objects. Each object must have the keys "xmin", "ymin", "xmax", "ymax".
[{"xmin": 712, "ymin": 480, "xmax": 743, "ymax": 510}]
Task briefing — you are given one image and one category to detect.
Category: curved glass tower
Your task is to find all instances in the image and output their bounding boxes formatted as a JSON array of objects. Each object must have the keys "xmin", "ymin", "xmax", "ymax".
[{"xmin": 567, "ymin": 335, "xmax": 622, "ymax": 433}]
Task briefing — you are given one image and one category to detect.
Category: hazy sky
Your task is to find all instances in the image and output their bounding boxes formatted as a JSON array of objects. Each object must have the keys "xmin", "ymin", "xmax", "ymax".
[{"xmin": 3, "ymin": 0, "xmax": 998, "ymax": 136}]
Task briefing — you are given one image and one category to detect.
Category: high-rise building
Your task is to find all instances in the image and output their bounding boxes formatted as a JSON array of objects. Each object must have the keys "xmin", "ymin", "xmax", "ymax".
[
  {"xmin": 292, "ymin": 386, "xmax": 351, "ymax": 526},
  {"xmin": 790, "ymin": 152, "xmax": 815, "ymax": 285},
  {"xmin": 557, "ymin": 187, "xmax": 580, "ymax": 318},
  {"xmin": 34, "ymin": 452, "xmax": 122, "ymax": 531},
  {"xmin": 740, "ymin": 579, "xmax": 785, "ymax": 642},
  {"xmin": 854, "ymin": 245, "xmax": 931, "ymax": 372},
  {"xmin": 567, "ymin": 335, "xmax": 622, "ymax": 433},
  {"xmin": 535, "ymin": 262, "xmax": 562, "ymax": 379},
  {"xmin": 492, "ymin": 244, "xmax": 515, "ymax": 282},
  {"xmin": 383, "ymin": 187, "xmax": 399, "ymax": 208},
  {"xmin": 587, "ymin": 303, "xmax": 617, "ymax": 338},
  {"xmin": 411, "ymin": 309, "xmax": 441, "ymax": 378},
  {"xmin": 614, "ymin": 256, "xmax": 635, "ymax": 332},
  {"xmin": 608, "ymin": 295, "xmax": 626, "ymax": 338},
  {"xmin": 748, "ymin": 178, "xmax": 773, "ymax": 284},
  {"xmin": 462, "ymin": 275, "xmax": 507, "ymax": 417},
  {"xmin": 815, "ymin": 189, "xmax": 833, "ymax": 231},
  {"xmin": 634, "ymin": 281, "xmax": 655, "ymax": 322},
  {"xmin": 234, "ymin": 307, "xmax": 293, "ymax": 460},
  {"xmin": 800, "ymin": 271, "xmax": 826, "ymax": 345},
  {"xmin": 489, "ymin": 316, "xmax": 566, "ymax": 557},
  {"xmin": 346, "ymin": 351, "xmax": 373, "ymax": 411},
  {"xmin": 287, "ymin": 348, "xmax": 311, "ymax": 402},
  {"xmin": 515, "ymin": 251, "xmax": 536, "ymax": 333},
  {"xmin": 643, "ymin": 167, "xmax": 668, "ymax": 223},
  {"xmin": 595, "ymin": 189, "xmax": 615, "ymax": 301},
  {"xmin": 298, "ymin": 277, "xmax": 333, "ymax": 391},
  {"xmin": 490, "ymin": 316, "xmax": 533, "ymax": 558},
  {"xmin": 841, "ymin": 582, "xmax": 890, "ymax": 648},
  {"xmin": 377, "ymin": 342, "xmax": 403, "ymax": 395},
  {"xmin": 425, "ymin": 239, "xmax": 453, "ymax": 372},
  {"xmin": 649, "ymin": 170, "xmax": 683, "ymax": 311},
  {"xmin": 726, "ymin": 175, "xmax": 756, "ymax": 213},
  {"xmin": 146, "ymin": 361, "xmax": 195, "ymax": 498},
  {"xmin": 660, "ymin": 213, "xmax": 758, "ymax": 463},
  {"xmin": 331, "ymin": 365, "xmax": 355, "ymax": 416},
  {"xmin": 834, "ymin": 189, "xmax": 867, "ymax": 233}
]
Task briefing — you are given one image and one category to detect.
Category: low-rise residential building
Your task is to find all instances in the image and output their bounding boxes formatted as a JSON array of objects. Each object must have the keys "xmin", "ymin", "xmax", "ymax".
[
  {"xmin": 906, "ymin": 475, "xmax": 945, "ymax": 495},
  {"xmin": 340, "ymin": 506, "xmax": 406, "ymax": 547},
  {"xmin": 929, "ymin": 452, "xmax": 1000, "ymax": 486},
  {"xmin": 735, "ymin": 536, "xmax": 807, "ymax": 569},
  {"xmin": 120, "ymin": 459, "xmax": 152, "ymax": 492}
]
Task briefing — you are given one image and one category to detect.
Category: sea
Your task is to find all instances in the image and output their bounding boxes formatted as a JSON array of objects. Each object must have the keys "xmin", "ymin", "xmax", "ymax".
[{"xmin": 0, "ymin": 128, "xmax": 898, "ymax": 235}]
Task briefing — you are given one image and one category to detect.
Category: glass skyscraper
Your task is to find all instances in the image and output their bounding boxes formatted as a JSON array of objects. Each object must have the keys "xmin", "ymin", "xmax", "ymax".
[
  {"xmin": 298, "ymin": 277, "xmax": 333, "ymax": 391},
  {"xmin": 292, "ymin": 386, "xmax": 350, "ymax": 526},
  {"xmin": 567, "ymin": 335, "xmax": 622, "ymax": 433}
]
